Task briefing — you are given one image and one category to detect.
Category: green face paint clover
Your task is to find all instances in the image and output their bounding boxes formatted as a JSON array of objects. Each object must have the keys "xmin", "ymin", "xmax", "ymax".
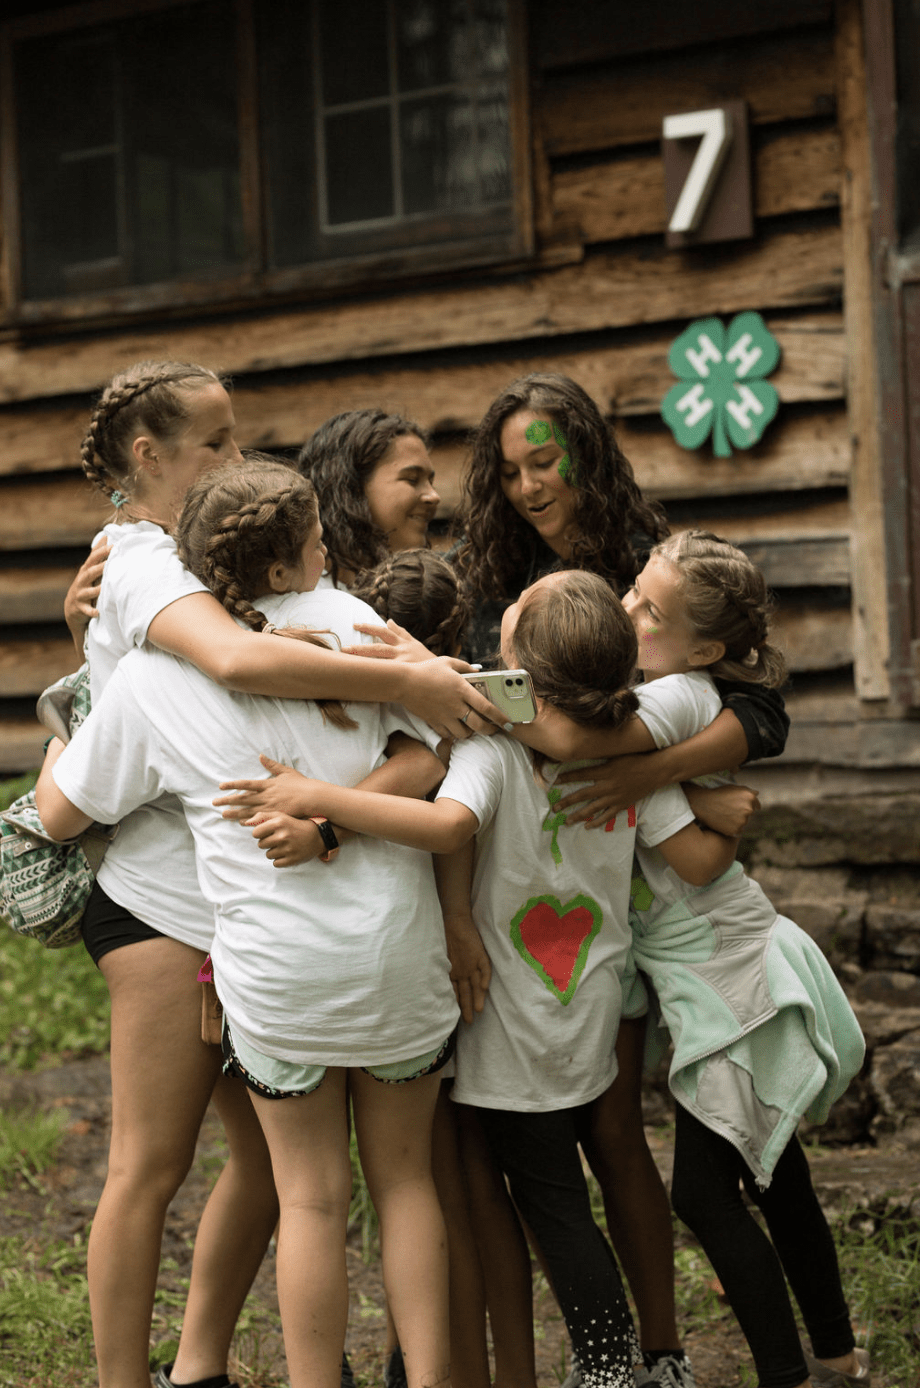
[{"xmin": 524, "ymin": 418, "xmax": 579, "ymax": 486}]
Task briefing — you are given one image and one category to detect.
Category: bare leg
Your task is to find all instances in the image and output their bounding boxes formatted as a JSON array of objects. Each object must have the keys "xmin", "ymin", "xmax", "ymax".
[
  {"xmin": 90, "ymin": 937, "xmax": 224, "ymax": 1388},
  {"xmin": 430, "ymin": 1084, "xmax": 491, "ymax": 1388},
  {"xmin": 351, "ymin": 1069, "xmax": 450, "ymax": 1388},
  {"xmin": 583, "ymin": 1017, "xmax": 681, "ymax": 1352},
  {"xmin": 169, "ymin": 1070, "xmax": 279, "ymax": 1384},
  {"xmin": 456, "ymin": 1104, "xmax": 538, "ymax": 1388},
  {"xmin": 249, "ymin": 1070, "xmax": 352, "ymax": 1388}
]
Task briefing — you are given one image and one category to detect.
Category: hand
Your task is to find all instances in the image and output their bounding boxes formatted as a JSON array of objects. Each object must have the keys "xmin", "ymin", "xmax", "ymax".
[
  {"xmin": 64, "ymin": 539, "xmax": 111, "ymax": 643},
  {"xmin": 444, "ymin": 915, "xmax": 492, "ymax": 1024},
  {"xmin": 554, "ymin": 754, "xmax": 665, "ymax": 827},
  {"xmin": 214, "ymin": 754, "xmax": 316, "ymax": 819},
  {"xmin": 244, "ymin": 812, "xmax": 326, "ymax": 867},
  {"xmin": 399, "ymin": 658, "xmax": 504, "ymax": 742},
  {"xmin": 343, "ymin": 620, "xmax": 433, "ymax": 663},
  {"xmin": 685, "ymin": 782, "xmax": 760, "ymax": 838}
]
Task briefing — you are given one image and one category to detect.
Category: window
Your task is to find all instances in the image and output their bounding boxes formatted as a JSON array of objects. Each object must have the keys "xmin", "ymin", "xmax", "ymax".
[{"xmin": 1, "ymin": 0, "xmax": 529, "ymax": 323}]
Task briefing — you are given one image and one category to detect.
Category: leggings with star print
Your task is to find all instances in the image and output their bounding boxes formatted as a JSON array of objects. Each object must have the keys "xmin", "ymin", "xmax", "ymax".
[{"xmin": 477, "ymin": 1103, "xmax": 641, "ymax": 1388}]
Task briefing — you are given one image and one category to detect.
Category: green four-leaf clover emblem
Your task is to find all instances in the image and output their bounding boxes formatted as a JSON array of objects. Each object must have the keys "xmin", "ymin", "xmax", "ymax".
[{"xmin": 661, "ymin": 312, "xmax": 780, "ymax": 457}]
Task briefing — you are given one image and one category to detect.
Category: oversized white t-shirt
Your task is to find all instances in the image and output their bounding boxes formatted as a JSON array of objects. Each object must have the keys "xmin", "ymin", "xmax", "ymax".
[
  {"xmin": 87, "ymin": 522, "xmax": 213, "ymax": 945},
  {"xmin": 439, "ymin": 736, "xmax": 695, "ymax": 1111},
  {"xmin": 54, "ymin": 588, "xmax": 459, "ymax": 1066}
]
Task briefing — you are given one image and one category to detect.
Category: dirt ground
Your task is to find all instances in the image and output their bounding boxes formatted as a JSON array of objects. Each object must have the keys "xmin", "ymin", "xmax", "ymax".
[{"xmin": 1, "ymin": 1054, "xmax": 912, "ymax": 1388}]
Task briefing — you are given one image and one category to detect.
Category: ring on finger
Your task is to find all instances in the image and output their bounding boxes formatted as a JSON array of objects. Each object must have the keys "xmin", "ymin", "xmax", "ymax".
[{"xmin": 460, "ymin": 709, "xmax": 472, "ymax": 726}]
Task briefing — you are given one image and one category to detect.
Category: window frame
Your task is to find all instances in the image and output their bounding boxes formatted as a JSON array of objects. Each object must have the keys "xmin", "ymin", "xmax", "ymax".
[{"xmin": 0, "ymin": 0, "xmax": 532, "ymax": 329}]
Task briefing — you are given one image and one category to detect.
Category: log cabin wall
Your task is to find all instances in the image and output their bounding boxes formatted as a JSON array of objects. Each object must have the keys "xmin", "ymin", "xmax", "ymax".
[{"xmin": 0, "ymin": 0, "xmax": 916, "ymax": 804}]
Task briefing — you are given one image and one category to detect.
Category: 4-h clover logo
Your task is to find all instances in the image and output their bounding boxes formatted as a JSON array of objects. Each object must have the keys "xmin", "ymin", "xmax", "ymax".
[{"xmin": 661, "ymin": 311, "xmax": 780, "ymax": 457}]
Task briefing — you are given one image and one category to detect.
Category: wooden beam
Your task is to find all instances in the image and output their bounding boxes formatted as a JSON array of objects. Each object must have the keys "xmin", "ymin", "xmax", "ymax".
[
  {"xmin": 0, "ymin": 636, "xmax": 78, "ymax": 697},
  {"xmin": 772, "ymin": 603, "xmax": 853, "ymax": 670},
  {"xmin": 540, "ymin": 30, "xmax": 836, "ymax": 157},
  {"xmin": 0, "ymin": 717, "xmax": 45, "ymax": 775},
  {"xmin": 0, "ymin": 225, "xmax": 843, "ymax": 407},
  {"xmin": 0, "ymin": 476, "xmax": 109, "ymax": 550},
  {"xmin": 835, "ymin": 0, "xmax": 890, "ymax": 699},
  {"xmin": 0, "ymin": 312, "xmax": 847, "ymax": 477},
  {"xmin": 0, "ymin": 566, "xmax": 76, "ymax": 623},
  {"xmin": 552, "ymin": 127, "xmax": 841, "ymax": 244}
]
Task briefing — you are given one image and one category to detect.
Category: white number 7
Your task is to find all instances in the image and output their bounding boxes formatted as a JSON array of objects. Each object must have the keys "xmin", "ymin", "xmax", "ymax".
[{"xmin": 662, "ymin": 108, "xmax": 733, "ymax": 235}]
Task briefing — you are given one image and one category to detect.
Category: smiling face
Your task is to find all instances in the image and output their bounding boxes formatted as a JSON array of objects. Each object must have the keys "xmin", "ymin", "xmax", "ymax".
[
  {"xmin": 363, "ymin": 432, "xmax": 440, "ymax": 553},
  {"xmin": 622, "ymin": 555, "xmax": 712, "ymax": 679},
  {"xmin": 498, "ymin": 409, "xmax": 578, "ymax": 558}
]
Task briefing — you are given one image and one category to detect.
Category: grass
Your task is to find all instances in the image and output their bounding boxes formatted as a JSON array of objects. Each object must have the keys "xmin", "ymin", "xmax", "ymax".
[
  {"xmin": 0, "ymin": 1104, "xmax": 67, "ymax": 1191},
  {"xmin": 0, "ymin": 1235, "xmax": 94, "ymax": 1388}
]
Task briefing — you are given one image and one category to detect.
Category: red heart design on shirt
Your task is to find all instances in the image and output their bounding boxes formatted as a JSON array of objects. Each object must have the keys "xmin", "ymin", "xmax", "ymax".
[{"xmin": 510, "ymin": 893, "xmax": 603, "ymax": 1005}]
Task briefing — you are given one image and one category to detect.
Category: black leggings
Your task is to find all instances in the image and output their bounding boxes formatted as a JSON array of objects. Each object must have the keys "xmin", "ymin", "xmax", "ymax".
[
  {"xmin": 477, "ymin": 1103, "xmax": 640, "ymax": 1388},
  {"xmin": 670, "ymin": 1104, "xmax": 854, "ymax": 1388}
]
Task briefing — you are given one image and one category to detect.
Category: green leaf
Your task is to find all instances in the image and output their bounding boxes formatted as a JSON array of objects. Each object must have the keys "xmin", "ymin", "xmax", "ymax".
[
  {"xmin": 724, "ymin": 311, "xmax": 781, "ymax": 381},
  {"xmin": 661, "ymin": 380, "xmax": 716, "ymax": 451},
  {"xmin": 667, "ymin": 317, "xmax": 728, "ymax": 382},
  {"xmin": 723, "ymin": 379, "xmax": 779, "ymax": 450}
]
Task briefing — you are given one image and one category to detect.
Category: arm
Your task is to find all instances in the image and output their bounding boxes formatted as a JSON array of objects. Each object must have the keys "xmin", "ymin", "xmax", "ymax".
[
  {"xmin": 509, "ymin": 701, "xmax": 654, "ymax": 760},
  {"xmin": 34, "ymin": 739, "xmax": 94, "ymax": 841},
  {"xmin": 216, "ymin": 736, "xmax": 447, "ymax": 868},
  {"xmin": 555, "ymin": 708, "xmax": 750, "ymax": 825},
  {"xmin": 433, "ymin": 839, "xmax": 491, "ymax": 1024},
  {"xmin": 219, "ymin": 774, "xmax": 478, "ymax": 855},
  {"xmin": 63, "ymin": 539, "xmax": 111, "ymax": 655},
  {"xmin": 146, "ymin": 592, "xmax": 500, "ymax": 740},
  {"xmin": 654, "ymin": 819, "xmax": 739, "ymax": 887}
]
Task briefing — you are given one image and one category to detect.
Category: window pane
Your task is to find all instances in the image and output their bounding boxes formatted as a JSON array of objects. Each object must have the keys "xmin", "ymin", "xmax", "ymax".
[
  {"xmin": 320, "ymin": 0, "xmax": 390, "ymax": 104},
  {"xmin": 476, "ymin": 84, "xmax": 512, "ymax": 203},
  {"xmin": 15, "ymin": 0, "xmax": 244, "ymax": 301},
  {"xmin": 396, "ymin": 0, "xmax": 508, "ymax": 88},
  {"xmin": 401, "ymin": 96, "xmax": 474, "ymax": 213},
  {"xmin": 325, "ymin": 109, "xmax": 394, "ymax": 225}
]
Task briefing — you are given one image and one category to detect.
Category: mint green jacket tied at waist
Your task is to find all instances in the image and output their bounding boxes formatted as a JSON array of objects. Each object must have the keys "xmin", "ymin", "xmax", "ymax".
[{"xmin": 629, "ymin": 863, "xmax": 866, "ymax": 1187}]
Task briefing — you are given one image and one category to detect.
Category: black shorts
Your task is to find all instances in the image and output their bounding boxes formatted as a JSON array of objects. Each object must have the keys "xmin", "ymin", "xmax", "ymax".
[{"xmin": 81, "ymin": 880, "xmax": 165, "ymax": 966}]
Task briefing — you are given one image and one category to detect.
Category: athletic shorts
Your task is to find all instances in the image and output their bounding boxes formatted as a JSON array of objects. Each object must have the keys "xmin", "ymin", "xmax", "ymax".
[
  {"xmin": 222, "ymin": 1018, "xmax": 455, "ymax": 1100},
  {"xmin": 81, "ymin": 880, "xmax": 165, "ymax": 966}
]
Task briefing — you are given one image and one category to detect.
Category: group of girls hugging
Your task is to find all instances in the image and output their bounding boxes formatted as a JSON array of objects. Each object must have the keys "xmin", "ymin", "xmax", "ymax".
[{"xmin": 34, "ymin": 363, "xmax": 870, "ymax": 1388}]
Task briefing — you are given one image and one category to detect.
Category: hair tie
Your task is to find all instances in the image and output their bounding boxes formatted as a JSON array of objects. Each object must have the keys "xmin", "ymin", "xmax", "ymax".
[
  {"xmin": 263, "ymin": 623, "xmax": 277, "ymax": 635},
  {"xmin": 110, "ymin": 490, "xmax": 127, "ymax": 509}
]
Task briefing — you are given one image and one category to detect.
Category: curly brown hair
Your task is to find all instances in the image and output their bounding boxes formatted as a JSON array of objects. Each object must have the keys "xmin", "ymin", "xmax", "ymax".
[
  {"xmin": 176, "ymin": 453, "xmax": 355, "ymax": 729},
  {"xmin": 297, "ymin": 408, "xmax": 429, "ymax": 586},
  {"xmin": 80, "ymin": 360, "xmax": 226, "ymax": 505},
  {"xmin": 351, "ymin": 549, "xmax": 469, "ymax": 657},
  {"xmin": 453, "ymin": 373, "xmax": 668, "ymax": 601}
]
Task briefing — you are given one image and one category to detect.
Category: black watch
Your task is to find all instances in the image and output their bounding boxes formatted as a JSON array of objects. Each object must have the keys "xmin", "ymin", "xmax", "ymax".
[{"xmin": 308, "ymin": 815, "xmax": 340, "ymax": 862}]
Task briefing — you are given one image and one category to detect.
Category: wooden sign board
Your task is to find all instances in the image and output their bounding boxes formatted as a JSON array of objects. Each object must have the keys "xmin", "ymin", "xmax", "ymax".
[{"xmin": 663, "ymin": 100, "xmax": 753, "ymax": 247}]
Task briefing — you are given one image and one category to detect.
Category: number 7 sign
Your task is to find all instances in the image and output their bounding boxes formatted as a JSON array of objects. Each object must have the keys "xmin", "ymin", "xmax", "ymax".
[{"xmin": 662, "ymin": 100, "xmax": 753, "ymax": 248}]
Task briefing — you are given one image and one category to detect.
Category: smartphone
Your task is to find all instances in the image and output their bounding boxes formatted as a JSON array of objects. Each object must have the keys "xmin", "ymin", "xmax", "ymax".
[{"xmin": 462, "ymin": 668, "xmax": 537, "ymax": 723}]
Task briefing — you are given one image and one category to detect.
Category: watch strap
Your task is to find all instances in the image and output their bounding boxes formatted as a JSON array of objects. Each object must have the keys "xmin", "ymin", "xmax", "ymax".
[{"xmin": 308, "ymin": 815, "xmax": 340, "ymax": 862}]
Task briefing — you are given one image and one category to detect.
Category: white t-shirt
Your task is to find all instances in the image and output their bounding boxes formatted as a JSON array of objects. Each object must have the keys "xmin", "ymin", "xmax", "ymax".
[
  {"xmin": 633, "ymin": 671, "xmax": 729, "ymax": 910},
  {"xmin": 438, "ymin": 736, "xmax": 694, "ymax": 1111},
  {"xmin": 87, "ymin": 522, "xmax": 213, "ymax": 946},
  {"xmin": 54, "ymin": 588, "xmax": 459, "ymax": 1066}
]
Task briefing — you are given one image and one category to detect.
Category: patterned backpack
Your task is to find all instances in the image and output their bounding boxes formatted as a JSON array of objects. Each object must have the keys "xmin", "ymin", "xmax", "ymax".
[{"xmin": 0, "ymin": 664, "xmax": 116, "ymax": 948}]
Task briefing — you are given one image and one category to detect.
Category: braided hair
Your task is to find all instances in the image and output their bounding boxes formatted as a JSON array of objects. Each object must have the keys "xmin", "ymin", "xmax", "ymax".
[
  {"xmin": 298, "ymin": 408, "xmax": 430, "ymax": 586},
  {"xmin": 652, "ymin": 531, "xmax": 787, "ymax": 688},
  {"xmin": 510, "ymin": 571, "xmax": 639, "ymax": 776},
  {"xmin": 175, "ymin": 453, "xmax": 356, "ymax": 730},
  {"xmin": 80, "ymin": 360, "xmax": 225, "ymax": 506},
  {"xmin": 351, "ymin": 549, "xmax": 469, "ymax": 657},
  {"xmin": 453, "ymin": 373, "xmax": 669, "ymax": 601}
]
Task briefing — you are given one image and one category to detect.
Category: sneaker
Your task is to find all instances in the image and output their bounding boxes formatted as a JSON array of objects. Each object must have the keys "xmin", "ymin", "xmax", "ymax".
[
  {"xmin": 384, "ymin": 1345, "xmax": 407, "ymax": 1388},
  {"xmin": 643, "ymin": 1351, "xmax": 695, "ymax": 1388},
  {"xmin": 804, "ymin": 1347, "xmax": 871, "ymax": 1386},
  {"xmin": 341, "ymin": 1352, "xmax": 357, "ymax": 1388},
  {"xmin": 152, "ymin": 1366, "xmax": 238, "ymax": 1388}
]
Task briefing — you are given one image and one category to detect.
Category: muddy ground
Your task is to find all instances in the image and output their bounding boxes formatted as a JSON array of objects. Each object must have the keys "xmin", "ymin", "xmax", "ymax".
[{"xmin": 2, "ymin": 1055, "xmax": 915, "ymax": 1388}]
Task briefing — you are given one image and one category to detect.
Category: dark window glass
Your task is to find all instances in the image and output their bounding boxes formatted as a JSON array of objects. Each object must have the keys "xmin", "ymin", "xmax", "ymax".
[
  {"xmin": 325, "ymin": 110, "xmax": 395, "ymax": 224},
  {"xmin": 16, "ymin": 1, "xmax": 244, "ymax": 300}
]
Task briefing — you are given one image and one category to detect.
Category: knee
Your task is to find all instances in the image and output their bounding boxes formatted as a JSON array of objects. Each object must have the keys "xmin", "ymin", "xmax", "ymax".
[{"xmin": 105, "ymin": 1137, "xmax": 197, "ymax": 1207}]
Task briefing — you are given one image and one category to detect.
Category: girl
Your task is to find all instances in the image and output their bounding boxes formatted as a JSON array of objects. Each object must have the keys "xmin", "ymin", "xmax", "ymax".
[
  {"xmin": 36, "ymin": 459, "xmax": 460, "ymax": 1388},
  {"xmin": 60, "ymin": 361, "xmax": 495, "ymax": 1388},
  {"xmin": 224, "ymin": 569, "xmax": 744, "ymax": 1388},
  {"xmin": 352, "ymin": 548, "xmax": 470, "ymax": 660},
  {"xmin": 299, "ymin": 408, "xmax": 441, "ymax": 589},
  {"xmin": 614, "ymin": 530, "xmax": 868, "ymax": 1388}
]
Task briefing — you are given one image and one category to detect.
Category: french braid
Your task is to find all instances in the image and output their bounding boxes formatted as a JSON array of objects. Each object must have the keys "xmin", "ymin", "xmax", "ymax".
[
  {"xmin": 176, "ymin": 454, "xmax": 356, "ymax": 730},
  {"xmin": 351, "ymin": 548, "xmax": 469, "ymax": 658},
  {"xmin": 652, "ymin": 530, "xmax": 787, "ymax": 687},
  {"xmin": 80, "ymin": 360, "xmax": 223, "ymax": 503}
]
